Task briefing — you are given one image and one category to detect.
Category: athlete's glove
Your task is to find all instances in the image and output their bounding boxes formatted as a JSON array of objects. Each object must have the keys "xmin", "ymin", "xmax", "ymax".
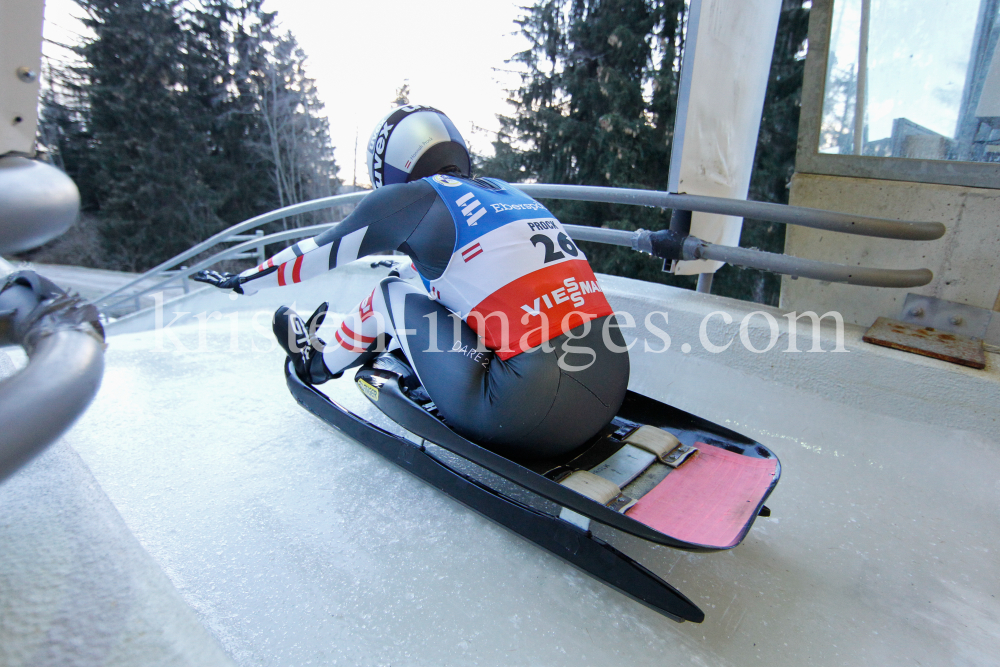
[{"xmin": 193, "ymin": 270, "xmax": 251, "ymax": 295}]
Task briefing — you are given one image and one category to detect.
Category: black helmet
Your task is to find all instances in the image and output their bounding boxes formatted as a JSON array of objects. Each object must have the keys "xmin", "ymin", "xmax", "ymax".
[{"xmin": 366, "ymin": 105, "xmax": 471, "ymax": 188}]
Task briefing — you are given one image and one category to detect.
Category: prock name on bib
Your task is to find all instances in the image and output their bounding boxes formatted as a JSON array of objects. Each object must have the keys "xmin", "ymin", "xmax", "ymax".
[{"xmin": 424, "ymin": 175, "xmax": 613, "ymax": 359}]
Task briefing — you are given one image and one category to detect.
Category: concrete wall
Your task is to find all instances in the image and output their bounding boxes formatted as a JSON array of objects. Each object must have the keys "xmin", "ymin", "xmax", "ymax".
[{"xmin": 781, "ymin": 172, "xmax": 1000, "ymax": 326}]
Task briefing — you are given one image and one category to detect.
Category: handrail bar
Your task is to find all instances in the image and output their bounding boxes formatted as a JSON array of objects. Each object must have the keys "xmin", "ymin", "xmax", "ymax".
[
  {"xmin": 91, "ymin": 191, "xmax": 368, "ymax": 307},
  {"xmin": 563, "ymin": 224, "xmax": 932, "ymax": 287},
  {"xmin": 120, "ymin": 218, "xmax": 932, "ymax": 302},
  {"xmin": 691, "ymin": 240, "xmax": 931, "ymax": 287},
  {"xmin": 94, "ymin": 182, "xmax": 946, "ymax": 313},
  {"xmin": 515, "ymin": 183, "xmax": 946, "ymax": 241}
]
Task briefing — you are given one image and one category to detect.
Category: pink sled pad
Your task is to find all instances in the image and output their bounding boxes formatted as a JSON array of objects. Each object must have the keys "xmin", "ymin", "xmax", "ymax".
[{"xmin": 625, "ymin": 444, "xmax": 777, "ymax": 549}]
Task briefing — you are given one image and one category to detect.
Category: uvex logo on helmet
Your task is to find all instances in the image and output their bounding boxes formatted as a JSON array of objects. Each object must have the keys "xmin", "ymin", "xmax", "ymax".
[
  {"xmin": 368, "ymin": 105, "xmax": 434, "ymax": 189},
  {"xmin": 369, "ymin": 120, "xmax": 394, "ymax": 188}
]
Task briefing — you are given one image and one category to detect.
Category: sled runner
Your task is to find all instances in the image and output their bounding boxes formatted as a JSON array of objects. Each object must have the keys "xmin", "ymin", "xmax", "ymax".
[{"xmin": 285, "ymin": 352, "xmax": 780, "ymax": 623}]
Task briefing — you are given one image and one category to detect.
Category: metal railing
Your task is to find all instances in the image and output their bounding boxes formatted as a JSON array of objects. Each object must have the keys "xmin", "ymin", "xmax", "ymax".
[
  {"xmin": 90, "ymin": 184, "xmax": 945, "ymax": 315},
  {"xmin": 564, "ymin": 225, "xmax": 933, "ymax": 287},
  {"xmin": 96, "ymin": 223, "xmax": 339, "ymax": 315},
  {"xmin": 229, "ymin": 229, "xmax": 267, "ymax": 265},
  {"xmin": 0, "ymin": 271, "xmax": 105, "ymax": 484},
  {"xmin": 91, "ymin": 192, "xmax": 368, "ymax": 314},
  {"xmin": 515, "ymin": 184, "xmax": 945, "ymax": 241}
]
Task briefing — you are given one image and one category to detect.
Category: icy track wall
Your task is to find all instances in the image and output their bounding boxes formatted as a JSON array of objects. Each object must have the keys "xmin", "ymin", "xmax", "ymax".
[
  {"xmin": 108, "ymin": 261, "xmax": 1000, "ymax": 443},
  {"xmin": 28, "ymin": 261, "xmax": 996, "ymax": 666},
  {"xmin": 0, "ymin": 353, "xmax": 236, "ymax": 667}
]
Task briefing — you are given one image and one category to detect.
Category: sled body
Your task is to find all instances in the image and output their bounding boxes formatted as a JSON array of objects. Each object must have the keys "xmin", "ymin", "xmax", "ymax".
[{"xmin": 285, "ymin": 354, "xmax": 781, "ymax": 623}]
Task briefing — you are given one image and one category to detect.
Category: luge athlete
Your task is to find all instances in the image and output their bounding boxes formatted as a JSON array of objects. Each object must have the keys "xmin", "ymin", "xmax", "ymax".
[{"xmin": 196, "ymin": 105, "xmax": 629, "ymax": 458}]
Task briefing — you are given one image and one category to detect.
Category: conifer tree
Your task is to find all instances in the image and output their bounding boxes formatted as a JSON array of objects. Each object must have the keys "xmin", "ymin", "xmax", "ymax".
[
  {"xmin": 258, "ymin": 32, "xmax": 337, "ymax": 226},
  {"xmin": 486, "ymin": 0, "xmax": 809, "ymax": 303},
  {"xmin": 68, "ymin": 0, "xmax": 222, "ymax": 270},
  {"xmin": 35, "ymin": 0, "xmax": 339, "ymax": 270},
  {"xmin": 485, "ymin": 0, "xmax": 691, "ymax": 287}
]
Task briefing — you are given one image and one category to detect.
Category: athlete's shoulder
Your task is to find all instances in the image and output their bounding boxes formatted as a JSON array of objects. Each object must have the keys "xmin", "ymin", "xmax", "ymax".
[
  {"xmin": 356, "ymin": 179, "xmax": 436, "ymax": 210},
  {"xmin": 337, "ymin": 180, "xmax": 439, "ymax": 233},
  {"xmin": 370, "ymin": 179, "xmax": 435, "ymax": 198},
  {"xmin": 422, "ymin": 174, "xmax": 510, "ymax": 192}
]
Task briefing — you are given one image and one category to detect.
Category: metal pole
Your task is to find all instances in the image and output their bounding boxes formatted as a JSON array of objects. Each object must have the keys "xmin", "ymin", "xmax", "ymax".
[
  {"xmin": 666, "ymin": 209, "xmax": 693, "ymax": 274},
  {"xmin": 688, "ymin": 238, "xmax": 933, "ymax": 288},
  {"xmin": 255, "ymin": 229, "xmax": 265, "ymax": 265},
  {"xmin": 668, "ymin": 209, "xmax": 692, "ymax": 236},
  {"xmin": 696, "ymin": 273, "xmax": 714, "ymax": 293},
  {"xmin": 854, "ymin": 0, "xmax": 871, "ymax": 155}
]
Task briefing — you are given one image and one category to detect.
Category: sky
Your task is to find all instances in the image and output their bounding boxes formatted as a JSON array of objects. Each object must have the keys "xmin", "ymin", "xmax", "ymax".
[
  {"xmin": 41, "ymin": 1, "xmax": 993, "ymax": 172},
  {"xmin": 41, "ymin": 0, "xmax": 531, "ymax": 188},
  {"xmin": 823, "ymin": 0, "xmax": 981, "ymax": 145}
]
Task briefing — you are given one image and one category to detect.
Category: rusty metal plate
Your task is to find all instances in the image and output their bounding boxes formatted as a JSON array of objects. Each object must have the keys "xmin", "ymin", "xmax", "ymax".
[{"xmin": 863, "ymin": 317, "xmax": 986, "ymax": 369}]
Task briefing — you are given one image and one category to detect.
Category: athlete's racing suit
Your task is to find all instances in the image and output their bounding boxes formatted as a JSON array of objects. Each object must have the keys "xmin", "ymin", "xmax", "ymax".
[{"xmin": 230, "ymin": 175, "xmax": 629, "ymax": 459}]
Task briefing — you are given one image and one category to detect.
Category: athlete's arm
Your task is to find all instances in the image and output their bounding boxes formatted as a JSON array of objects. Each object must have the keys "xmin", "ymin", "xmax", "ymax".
[{"xmin": 198, "ymin": 181, "xmax": 440, "ymax": 295}]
